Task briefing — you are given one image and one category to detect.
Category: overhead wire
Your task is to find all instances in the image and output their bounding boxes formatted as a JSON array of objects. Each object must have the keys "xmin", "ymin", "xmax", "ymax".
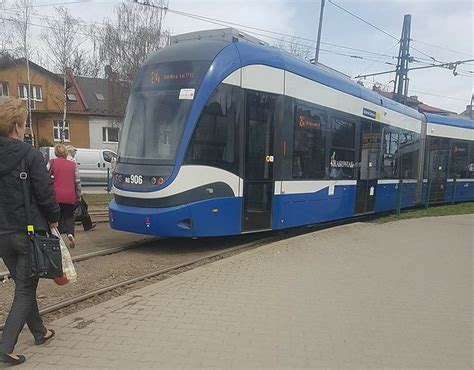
[
  {"xmin": 5, "ymin": 0, "xmax": 472, "ymax": 84},
  {"xmin": 1, "ymin": 6, "xmax": 108, "ymax": 30},
  {"xmin": 155, "ymin": 0, "xmax": 463, "ymax": 68},
  {"xmin": 0, "ymin": 9, "xmax": 157, "ymax": 50},
  {"xmin": 361, "ymin": 80, "xmax": 470, "ymax": 102},
  {"xmin": 0, "ymin": 15, "xmax": 94, "ymax": 40},
  {"xmin": 326, "ymin": 0, "xmax": 474, "ymax": 87},
  {"xmin": 2, "ymin": 0, "xmax": 114, "ymax": 12},
  {"xmin": 6, "ymin": 0, "xmax": 470, "ymax": 67},
  {"xmin": 357, "ymin": 42, "xmax": 400, "ymax": 77},
  {"xmin": 150, "ymin": 4, "xmax": 402, "ymax": 67},
  {"xmin": 132, "ymin": 2, "xmax": 402, "ymax": 60},
  {"xmin": 5, "ymin": 0, "xmax": 451, "ymax": 72},
  {"xmin": 326, "ymin": 0, "xmax": 450, "ymax": 64},
  {"xmin": 410, "ymin": 39, "xmax": 473, "ymax": 58},
  {"xmin": 326, "ymin": 0, "xmax": 397, "ymax": 40}
]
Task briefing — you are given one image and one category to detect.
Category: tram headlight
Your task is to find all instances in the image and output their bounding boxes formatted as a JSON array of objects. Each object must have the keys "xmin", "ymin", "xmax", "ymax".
[{"xmin": 150, "ymin": 176, "xmax": 165, "ymax": 185}]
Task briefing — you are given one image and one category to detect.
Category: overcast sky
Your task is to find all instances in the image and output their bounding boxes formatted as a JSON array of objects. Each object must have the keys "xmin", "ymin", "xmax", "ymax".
[{"xmin": 31, "ymin": 0, "xmax": 474, "ymax": 113}]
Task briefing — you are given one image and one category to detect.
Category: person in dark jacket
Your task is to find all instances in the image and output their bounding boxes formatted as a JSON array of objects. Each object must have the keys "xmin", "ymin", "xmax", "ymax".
[{"xmin": 0, "ymin": 97, "xmax": 60, "ymax": 365}]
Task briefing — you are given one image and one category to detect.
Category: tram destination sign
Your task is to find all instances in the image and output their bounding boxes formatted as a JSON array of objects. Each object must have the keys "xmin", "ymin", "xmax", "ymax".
[{"xmin": 137, "ymin": 61, "xmax": 210, "ymax": 91}]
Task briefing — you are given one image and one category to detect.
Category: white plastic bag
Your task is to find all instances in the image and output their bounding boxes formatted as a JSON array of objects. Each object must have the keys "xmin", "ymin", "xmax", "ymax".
[{"xmin": 51, "ymin": 227, "xmax": 77, "ymax": 284}]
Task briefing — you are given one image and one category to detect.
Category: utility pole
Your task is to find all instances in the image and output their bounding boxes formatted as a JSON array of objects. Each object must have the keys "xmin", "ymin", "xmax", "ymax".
[
  {"xmin": 471, "ymin": 93, "xmax": 473, "ymax": 119},
  {"xmin": 314, "ymin": 0, "xmax": 326, "ymax": 64},
  {"xmin": 393, "ymin": 14, "xmax": 411, "ymax": 105}
]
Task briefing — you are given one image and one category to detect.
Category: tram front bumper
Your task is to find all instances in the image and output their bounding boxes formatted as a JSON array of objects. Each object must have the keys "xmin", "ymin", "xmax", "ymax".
[{"xmin": 109, "ymin": 199, "xmax": 193, "ymax": 237}]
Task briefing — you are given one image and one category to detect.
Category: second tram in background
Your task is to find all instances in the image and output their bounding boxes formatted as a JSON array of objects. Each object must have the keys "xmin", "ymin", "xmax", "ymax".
[{"xmin": 109, "ymin": 28, "xmax": 474, "ymax": 237}]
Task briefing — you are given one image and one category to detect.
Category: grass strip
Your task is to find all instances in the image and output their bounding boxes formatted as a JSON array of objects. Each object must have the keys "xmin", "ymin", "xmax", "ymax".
[
  {"xmin": 372, "ymin": 202, "xmax": 474, "ymax": 224},
  {"xmin": 82, "ymin": 193, "xmax": 114, "ymax": 206}
]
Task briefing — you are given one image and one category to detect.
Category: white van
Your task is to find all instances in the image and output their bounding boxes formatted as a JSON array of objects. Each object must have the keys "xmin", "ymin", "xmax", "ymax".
[{"xmin": 39, "ymin": 147, "xmax": 117, "ymax": 186}]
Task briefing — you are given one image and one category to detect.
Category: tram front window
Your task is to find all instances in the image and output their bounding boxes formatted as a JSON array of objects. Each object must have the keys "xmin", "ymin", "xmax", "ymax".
[
  {"xmin": 119, "ymin": 90, "xmax": 192, "ymax": 163},
  {"xmin": 118, "ymin": 60, "xmax": 209, "ymax": 164}
]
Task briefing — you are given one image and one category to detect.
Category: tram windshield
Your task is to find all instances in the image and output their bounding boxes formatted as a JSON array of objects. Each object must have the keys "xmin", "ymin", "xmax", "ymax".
[{"xmin": 118, "ymin": 61, "xmax": 210, "ymax": 164}]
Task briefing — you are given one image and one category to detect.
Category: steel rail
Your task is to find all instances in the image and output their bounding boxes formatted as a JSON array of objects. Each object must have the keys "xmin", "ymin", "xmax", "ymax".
[
  {"xmin": 0, "ymin": 215, "xmax": 383, "ymax": 331},
  {"xmin": 0, "ymin": 239, "xmax": 152, "ymax": 281},
  {"xmin": 0, "ymin": 235, "xmax": 279, "ymax": 331}
]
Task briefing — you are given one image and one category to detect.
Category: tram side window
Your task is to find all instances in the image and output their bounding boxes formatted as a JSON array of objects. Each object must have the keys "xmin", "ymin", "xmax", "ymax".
[
  {"xmin": 399, "ymin": 130, "xmax": 420, "ymax": 179},
  {"xmin": 450, "ymin": 140, "xmax": 470, "ymax": 178},
  {"xmin": 184, "ymin": 84, "xmax": 240, "ymax": 174},
  {"xmin": 380, "ymin": 126, "xmax": 399, "ymax": 179},
  {"xmin": 329, "ymin": 118, "xmax": 355, "ymax": 179},
  {"xmin": 292, "ymin": 105, "xmax": 326, "ymax": 179}
]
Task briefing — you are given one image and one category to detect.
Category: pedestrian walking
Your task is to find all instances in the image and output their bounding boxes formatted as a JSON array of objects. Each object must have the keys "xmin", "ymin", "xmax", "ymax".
[
  {"xmin": 66, "ymin": 145, "xmax": 96, "ymax": 231},
  {"xmin": 0, "ymin": 97, "xmax": 59, "ymax": 365},
  {"xmin": 49, "ymin": 143, "xmax": 81, "ymax": 248}
]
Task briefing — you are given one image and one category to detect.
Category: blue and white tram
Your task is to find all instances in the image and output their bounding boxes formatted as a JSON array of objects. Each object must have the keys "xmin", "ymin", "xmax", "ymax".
[{"xmin": 109, "ymin": 37, "xmax": 474, "ymax": 237}]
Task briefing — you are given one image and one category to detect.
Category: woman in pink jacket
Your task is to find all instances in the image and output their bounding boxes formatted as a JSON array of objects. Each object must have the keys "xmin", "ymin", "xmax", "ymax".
[{"xmin": 49, "ymin": 143, "xmax": 81, "ymax": 248}]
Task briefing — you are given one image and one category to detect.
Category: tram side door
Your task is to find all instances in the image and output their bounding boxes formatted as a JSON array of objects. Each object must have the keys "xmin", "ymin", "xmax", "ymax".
[
  {"xmin": 355, "ymin": 121, "xmax": 381, "ymax": 214},
  {"xmin": 427, "ymin": 137, "xmax": 449, "ymax": 203},
  {"xmin": 242, "ymin": 91, "xmax": 276, "ymax": 232}
]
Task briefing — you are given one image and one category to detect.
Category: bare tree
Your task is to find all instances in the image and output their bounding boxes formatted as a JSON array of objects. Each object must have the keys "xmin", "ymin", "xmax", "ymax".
[
  {"xmin": 98, "ymin": 1, "xmax": 170, "ymax": 82},
  {"xmin": 0, "ymin": 0, "xmax": 14, "ymax": 58},
  {"xmin": 68, "ymin": 23, "xmax": 103, "ymax": 78},
  {"xmin": 71, "ymin": 50, "xmax": 89, "ymax": 76},
  {"xmin": 9, "ymin": 0, "xmax": 35, "ymax": 145},
  {"xmin": 71, "ymin": 47, "xmax": 101, "ymax": 78},
  {"xmin": 42, "ymin": 7, "xmax": 84, "ymax": 142},
  {"xmin": 276, "ymin": 36, "xmax": 314, "ymax": 62}
]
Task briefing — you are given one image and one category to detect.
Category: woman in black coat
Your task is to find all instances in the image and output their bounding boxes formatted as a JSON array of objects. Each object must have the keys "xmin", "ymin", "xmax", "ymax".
[{"xmin": 0, "ymin": 97, "xmax": 60, "ymax": 365}]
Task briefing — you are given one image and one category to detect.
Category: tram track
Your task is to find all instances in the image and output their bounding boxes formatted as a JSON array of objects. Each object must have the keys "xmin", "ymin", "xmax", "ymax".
[
  {"xmin": 0, "ymin": 215, "xmax": 376, "ymax": 332},
  {"xmin": 0, "ymin": 232, "xmax": 282, "ymax": 331},
  {"xmin": 0, "ymin": 240, "xmax": 147, "ymax": 281}
]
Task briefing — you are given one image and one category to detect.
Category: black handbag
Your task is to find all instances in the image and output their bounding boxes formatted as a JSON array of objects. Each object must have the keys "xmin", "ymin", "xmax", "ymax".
[
  {"xmin": 73, "ymin": 201, "xmax": 82, "ymax": 221},
  {"xmin": 20, "ymin": 159, "xmax": 63, "ymax": 279}
]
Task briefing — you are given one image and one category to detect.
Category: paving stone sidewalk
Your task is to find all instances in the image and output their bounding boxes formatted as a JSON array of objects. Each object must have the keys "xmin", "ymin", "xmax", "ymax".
[{"xmin": 10, "ymin": 215, "xmax": 474, "ymax": 369}]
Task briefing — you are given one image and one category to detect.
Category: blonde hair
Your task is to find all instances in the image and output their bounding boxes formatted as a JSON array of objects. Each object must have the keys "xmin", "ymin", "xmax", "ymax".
[
  {"xmin": 0, "ymin": 97, "xmax": 28, "ymax": 137},
  {"xmin": 54, "ymin": 143, "xmax": 68, "ymax": 158}
]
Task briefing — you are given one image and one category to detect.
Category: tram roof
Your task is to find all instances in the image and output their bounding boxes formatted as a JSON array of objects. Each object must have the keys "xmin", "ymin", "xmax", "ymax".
[
  {"xmin": 143, "ymin": 39, "xmax": 428, "ymax": 121},
  {"xmin": 143, "ymin": 39, "xmax": 229, "ymax": 66},
  {"xmin": 232, "ymin": 41, "xmax": 423, "ymax": 120},
  {"xmin": 424, "ymin": 113, "xmax": 474, "ymax": 129}
]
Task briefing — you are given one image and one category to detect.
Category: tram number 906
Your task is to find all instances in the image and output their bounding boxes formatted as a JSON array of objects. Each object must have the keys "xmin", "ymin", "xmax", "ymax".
[{"xmin": 126, "ymin": 175, "xmax": 143, "ymax": 185}]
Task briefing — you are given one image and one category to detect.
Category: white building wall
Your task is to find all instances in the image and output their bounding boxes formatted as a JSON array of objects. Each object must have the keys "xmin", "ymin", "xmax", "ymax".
[{"xmin": 88, "ymin": 116, "xmax": 121, "ymax": 152}]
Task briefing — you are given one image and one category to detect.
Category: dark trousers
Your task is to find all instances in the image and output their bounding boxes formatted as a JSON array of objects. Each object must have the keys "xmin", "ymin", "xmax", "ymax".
[
  {"xmin": 59, "ymin": 203, "xmax": 75, "ymax": 236},
  {"xmin": 0, "ymin": 233, "xmax": 46, "ymax": 353}
]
